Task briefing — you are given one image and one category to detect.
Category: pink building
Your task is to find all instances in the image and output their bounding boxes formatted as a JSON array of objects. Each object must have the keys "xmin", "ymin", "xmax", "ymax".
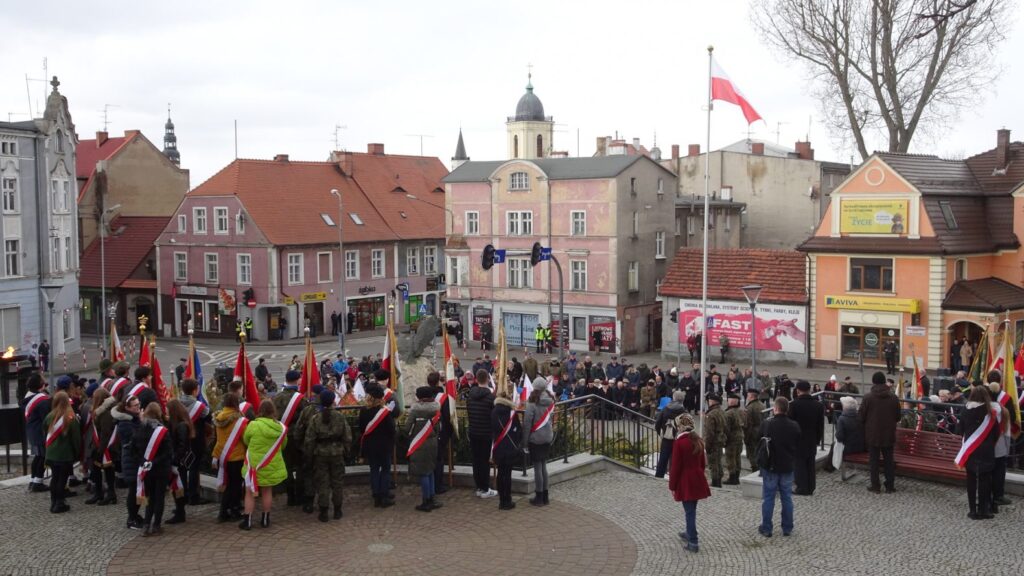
[{"xmin": 154, "ymin": 145, "xmax": 447, "ymax": 339}]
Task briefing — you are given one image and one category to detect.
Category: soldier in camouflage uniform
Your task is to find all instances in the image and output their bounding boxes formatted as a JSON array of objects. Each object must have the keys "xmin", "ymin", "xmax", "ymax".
[
  {"xmin": 744, "ymin": 389, "xmax": 765, "ymax": 472},
  {"xmin": 271, "ymin": 370, "xmax": 307, "ymax": 507},
  {"xmin": 303, "ymin": 389, "xmax": 352, "ymax": 522},
  {"xmin": 723, "ymin": 394, "xmax": 746, "ymax": 484},
  {"xmin": 703, "ymin": 394, "xmax": 727, "ymax": 487},
  {"xmin": 292, "ymin": 385, "xmax": 324, "ymax": 513}
]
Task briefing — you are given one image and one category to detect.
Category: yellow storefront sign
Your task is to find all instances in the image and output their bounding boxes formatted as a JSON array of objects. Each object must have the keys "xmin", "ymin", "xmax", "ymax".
[
  {"xmin": 825, "ymin": 295, "xmax": 920, "ymax": 313},
  {"xmin": 282, "ymin": 296, "xmax": 295, "ymax": 305},
  {"xmin": 301, "ymin": 292, "xmax": 328, "ymax": 303},
  {"xmin": 840, "ymin": 199, "xmax": 909, "ymax": 234}
]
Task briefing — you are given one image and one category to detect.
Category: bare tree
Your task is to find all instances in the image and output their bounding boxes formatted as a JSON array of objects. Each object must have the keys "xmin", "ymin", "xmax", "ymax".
[{"xmin": 752, "ymin": 0, "xmax": 1011, "ymax": 159}]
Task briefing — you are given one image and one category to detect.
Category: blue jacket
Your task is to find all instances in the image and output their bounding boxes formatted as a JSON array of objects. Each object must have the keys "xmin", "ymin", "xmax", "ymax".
[
  {"xmin": 113, "ymin": 406, "xmax": 142, "ymax": 478},
  {"xmin": 22, "ymin": 391, "xmax": 51, "ymax": 447}
]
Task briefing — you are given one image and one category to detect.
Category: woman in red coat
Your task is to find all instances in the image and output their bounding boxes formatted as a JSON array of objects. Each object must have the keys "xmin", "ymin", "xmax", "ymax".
[{"xmin": 668, "ymin": 412, "xmax": 711, "ymax": 553}]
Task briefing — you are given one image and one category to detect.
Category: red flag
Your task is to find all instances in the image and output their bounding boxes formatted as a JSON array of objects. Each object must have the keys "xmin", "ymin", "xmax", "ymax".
[
  {"xmin": 233, "ymin": 341, "xmax": 261, "ymax": 412},
  {"xmin": 151, "ymin": 353, "xmax": 170, "ymax": 412},
  {"xmin": 138, "ymin": 336, "xmax": 151, "ymax": 368},
  {"xmin": 711, "ymin": 57, "xmax": 762, "ymax": 125},
  {"xmin": 299, "ymin": 334, "xmax": 320, "ymax": 398},
  {"xmin": 109, "ymin": 321, "xmax": 125, "ymax": 363},
  {"xmin": 443, "ymin": 325, "xmax": 460, "ymax": 439}
]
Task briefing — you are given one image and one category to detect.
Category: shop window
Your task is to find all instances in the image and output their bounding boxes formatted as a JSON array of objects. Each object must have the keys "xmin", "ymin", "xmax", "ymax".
[{"xmin": 850, "ymin": 258, "xmax": 893, "ymax": 292}]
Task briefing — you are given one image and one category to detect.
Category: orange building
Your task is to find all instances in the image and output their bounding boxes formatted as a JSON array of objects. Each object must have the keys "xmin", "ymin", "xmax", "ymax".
[{"xmin": 799, "ymin": 130, "xmax": 1024, "ymax": 373}]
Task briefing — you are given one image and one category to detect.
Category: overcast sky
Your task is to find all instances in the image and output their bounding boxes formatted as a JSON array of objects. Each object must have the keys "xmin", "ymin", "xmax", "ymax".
[{"xmin": 2, "ymin": 0, "xmax": 1021, "ymax": 187}]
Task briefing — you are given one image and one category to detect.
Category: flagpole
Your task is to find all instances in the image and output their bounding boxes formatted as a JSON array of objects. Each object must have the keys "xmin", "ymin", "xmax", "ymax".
[{"xmin": 699, "ymin": 45, "xmax": 713, "ymax": 435}]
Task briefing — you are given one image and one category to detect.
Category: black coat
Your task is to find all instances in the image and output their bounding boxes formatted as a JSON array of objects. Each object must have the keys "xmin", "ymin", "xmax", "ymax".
[
  {"xmin": 859, "ymin": 384, "xmax": 901, "ymax": 448},
  {"xmin": 958, "ymin": 404, "xmax": 999, "ymax": 473},
  {"xmin": 466, "ymin": 386, "xmax": 495, "ymax": 438},
  {"xmin": 834, "ymin": 409, "xmax": 865, "ymax": 454},
  {"xmin": 760, "ymin": 414, "xmax": 801, "ymax": 474},
  {"xmin": 133, "ymin": 420, "xmax": 174, "ymax": 477},
  {"xmin": 490, "ymin": 399, "xmax": 522, "ymax": 459},
  {"xmin": 788, "ymin": 395, "xmax": 825, "ymax": 453},
  {"xmin": 358, "ymin": 405, "xmax": 396, "ymax": 458},
  {"xmin": 171, "ymin": 420, "xmax": 191, "ymax": 467},
  {"xmin": 21, "ymin": 392, "xmax": 51, "ymax": 447},
  {"xmin": 430, "ymin": 384, "xmax": 453, "ymax": 441}
]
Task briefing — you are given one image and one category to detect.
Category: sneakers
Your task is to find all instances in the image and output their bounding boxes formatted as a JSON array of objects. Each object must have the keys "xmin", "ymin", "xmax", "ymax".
[
  {"xmin": 994, "ymin": 496, "xmax": 1012, "ymax": 506},
  {"xmin": 758, "ymin": 526, "xmax": 772, "ymax": 538},
  {"xmin": 477, "ymin": 488, "xmax": 498, "ymax": 499},
  {"xmin": 126, "ymin": 518, "xmax": 145, "ymax": 530}
]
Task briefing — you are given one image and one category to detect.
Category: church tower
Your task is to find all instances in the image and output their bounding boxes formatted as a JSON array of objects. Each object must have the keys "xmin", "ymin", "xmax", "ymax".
[
  {"xmin": 163, "ymin": 104, "xmax": 180, "ymax": 166},
  {"xmin": 452, "ymin": 128, "xmax": 469, "ymax": 170},
  {"xmin": 506, "ymin": 74, "xmax": 553, "ymax": 160}
]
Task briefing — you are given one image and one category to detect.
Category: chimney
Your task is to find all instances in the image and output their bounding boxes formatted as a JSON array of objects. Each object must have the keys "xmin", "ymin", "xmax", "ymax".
[
  {"xmin": 794, "ymin": 141, "xmax": 815, "ymax": 160},
  {"xmin": 273, "ymin": 154, "xmax": 290, "ymax": 162},
  {"xmin": 671, "ymin": 144, "xmax": 680, "ymax": 160},
  {"xmin": 367, "ymin": 143, "xmax": 385, "ymax": 155},
  {"xmin": 632, "ymin": 137, "xmax": 641, "ymax": 150},
  {"xmin": 96, "ymin": 131, "xmax": 108, "ymax": 146},
  {"xmin": 596, "ymin": 137, "xmax": 608, "ymax": 156},
  {"xmin": 751, "ymin": 142, "xmax": 764, "ymax": 156},
  {"xmin": 338, "ymin": 151, "xmax": 353, "ymax": 176},
  {"xmin": 688, "ymin": 144, "xmax": 701, "ymax": 157},
  {"xmin": 996, "ymin": 129, "xmax": 1011, "ymax": 168}
]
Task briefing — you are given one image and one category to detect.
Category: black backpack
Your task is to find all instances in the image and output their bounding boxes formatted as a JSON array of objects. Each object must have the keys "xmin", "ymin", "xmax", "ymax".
[{"xmin": 755, "ymin": 436, "xmax": 772, "ymax": 470}]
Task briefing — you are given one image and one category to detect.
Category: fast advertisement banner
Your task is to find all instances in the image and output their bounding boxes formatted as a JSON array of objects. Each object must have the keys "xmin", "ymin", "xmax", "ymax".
[{"xmin": 679, "ymin": 299, "xmax": 807, "ymax": 354}]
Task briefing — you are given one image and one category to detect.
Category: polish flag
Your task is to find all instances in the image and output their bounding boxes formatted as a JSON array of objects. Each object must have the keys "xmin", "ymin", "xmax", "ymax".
[{"xmin": 711, "ymin": 57, "xmax": 762, "ymax": 125}]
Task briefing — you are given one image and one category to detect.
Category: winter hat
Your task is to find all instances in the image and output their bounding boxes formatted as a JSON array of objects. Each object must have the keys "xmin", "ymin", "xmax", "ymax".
[
  {"xmin": 85, "ymin": 382, "xmax": 99, "ymax": 398},
  {"xmin": 987, "ymin": 370, "xmax": 1002, "ymax": 384},
  {"xmin": 319, "ymin": 389, "xmax": 336, "ymax": 407},
  {"xmin": 988, "ymin": 382, "xmax": 1001, "ymax": 396},
  {"xmin": 829, "ymin": 374, "xmax": 837, "ymax": 382},
  {"xmin": 366, "ymin": 386, "xmax": 385, "ymax": 400},
  {"xmin": 929, "ymin": 395, "xmax": 941, "ymax": 404},
  {"xmin": 285, "ymin": 370, "xmax": 301, "ymax": 383},
  {"xmin": 871, "ymin": 371, "xmax": 887, "ymax": 385},
  {"xmin": 98, "ymin": 359, "xmax": 113, "ymax": 372},
  {"xmin": 56, "ymin": 375, "xmax": 73, "ymax": 390},
  {"xmin": 795, "ymin": 380, "xmax": 811, "ymax": 392},
  {"xmin": 312, "ymin": 384, "xmax": 325, "ymax": 395},
  {"xmin": 672, "ymin": 390, "xmax": 685, "ymax": 402},
  {"xmin": 670, "ymin": 367, "xmax": 678, "ymax": 375},
  {"xmin": 707, "ymin": 393, "xmax": 722, "ymax": 404},
  {"xmin": 673, "ymin": 413, "xmax": 695, "ymax": 432},
  {"xmin": 416, "ymin": 386, "xmax": 434, "ymax": 400},
  {"xmin": 532, "ymin": 376, "xmax": 547, "ymax": 391}
]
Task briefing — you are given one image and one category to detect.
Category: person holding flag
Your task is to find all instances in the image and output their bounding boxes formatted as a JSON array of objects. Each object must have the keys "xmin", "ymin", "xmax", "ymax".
[
  {"xmin": 358, "ymin": 386, "xmax": 397, "ymax": 508},
  {"xmin": 957, "ymin": 385, "xmax": 1000, "ymax": 520},
  {"xmin": 406, "ymin": 386, "xmax": 442, "ymax": 512},
  {"xmin": 212, "ymin": 393, "xmax": 248, "ymax": 523},
  {"xmin": 303, "ymin": 389, "xmax": 352, "ymax": 522},
  {"xmin": 239, "ymin": 401, "xmax": 287, "ymax": 530},
  {"xmin": 427, "ymin": 371, "xmax": 454, "ymax": 495},
  {"xmin": 42, "ymin": 391, "xmax": 81, "ymax": 514},
  {"xmin": 272, "ymin": 370, "xmax": 308, "ymax": 508},
  {"xmin": 521, "ymin": 376, "xmax": 555, "ymax": 507},
  {"xmin": 178, "ymin": 378, "xmax": 210, "ymax": 506}
]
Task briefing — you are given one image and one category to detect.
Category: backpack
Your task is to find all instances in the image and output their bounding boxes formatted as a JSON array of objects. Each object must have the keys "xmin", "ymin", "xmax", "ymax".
[{"xmin": 755, "ymin": 436, "xmax": 772, "ymax": 471}]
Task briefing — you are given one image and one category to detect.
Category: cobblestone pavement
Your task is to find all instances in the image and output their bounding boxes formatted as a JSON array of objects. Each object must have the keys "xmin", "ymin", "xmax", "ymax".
[
  {"xmin": 558, "ymin": 469, "xmax": 1024, "ymax": 576},
  {"xmin": 1, "ymin": 468, "xmax": 1020, "ymax": 575}
]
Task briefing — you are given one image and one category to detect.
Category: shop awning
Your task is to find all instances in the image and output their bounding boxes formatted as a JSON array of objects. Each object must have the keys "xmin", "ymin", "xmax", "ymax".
[{"xmin": 942, "ymin": 278, "xmax": 1024, "ymax": 313}]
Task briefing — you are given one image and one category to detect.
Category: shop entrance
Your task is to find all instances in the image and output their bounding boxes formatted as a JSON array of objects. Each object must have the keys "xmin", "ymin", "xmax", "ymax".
[
  {"xmin": 351, "ymin": 296, "xmax": 385, "ymax": 331},
  {"xmin": 947, "ymin": 321, "xmax": 984, "ymax": 371},
  {"xmin": 304, "ymin": 302, "xmax": 324, "ymax": 337},
  {"xmin": 841, "ymin": 325, "xmax": 900, "ymax": 363}
]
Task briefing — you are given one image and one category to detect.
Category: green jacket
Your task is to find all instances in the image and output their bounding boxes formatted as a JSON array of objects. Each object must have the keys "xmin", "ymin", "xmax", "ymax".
[
  {"xmin": 745, "ymin": 399, "xmax": 765, "ymax": 439},
  {"xmin": 704, "ymin": 405, "xmax": 727, "ymax": 447},
  {"xmin": 242, "ymin": 417, "xmax": 288, "ymax": 487},
  {"xmin": 724, "ymin": 406, "xmax": 746, "ymax": 445},
  {"xmin": 42, "ymin": 412, "xmax": 81, "ymax": 463},
  {"xmin": 405, "ymin": 401, "xmax": 440, "ymax": 476},
  {"xmin": 303, "ymin": 408, "xmax": 352, "ymax": 464}
]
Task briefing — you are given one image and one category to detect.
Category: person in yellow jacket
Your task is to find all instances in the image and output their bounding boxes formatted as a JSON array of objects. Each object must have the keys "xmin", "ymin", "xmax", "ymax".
[
  {"xmin": 239, "ymin": 402, "xmax": 287, "ymax": 530},
  {"xmin": 212, "ymin": 393, "xmax": 247, "ymax": 522}
]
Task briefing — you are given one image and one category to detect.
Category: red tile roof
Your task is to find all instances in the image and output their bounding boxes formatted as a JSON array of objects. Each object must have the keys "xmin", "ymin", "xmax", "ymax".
[
  {"xmin": 188, "ymin": 152, "xmax": 447, "ymax": 246},
  {"xmin": 79, "ymin": 216, "xmax": 169, "ymax": 288},
  {"xmin": 659, "ymin": 248, "xmax": 807, "ymax": 304},
  {"xmin": 76, "ymin": 131, "xmax": 137, "ymax": 201}
]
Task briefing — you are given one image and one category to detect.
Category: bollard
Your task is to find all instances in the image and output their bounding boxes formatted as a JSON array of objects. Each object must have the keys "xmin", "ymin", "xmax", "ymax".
[{"xmin": 61, "ymin": 352, "xmax": 68, "ymax": 374}]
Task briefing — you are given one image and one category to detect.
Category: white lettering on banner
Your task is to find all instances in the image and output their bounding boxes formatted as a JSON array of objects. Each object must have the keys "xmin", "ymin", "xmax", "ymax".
[{"xmin": 678, "ymin": 298, "xmax": 807, "ymax": 355}]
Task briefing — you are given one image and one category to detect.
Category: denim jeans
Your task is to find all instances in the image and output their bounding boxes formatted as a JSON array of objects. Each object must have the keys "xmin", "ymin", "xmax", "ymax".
[
  {"xmin": 760, "ymin": 471, "xmax": 794, "ymax": 535},
  {"xmin": 419, "ymin": 474, "xmax": 435, "ymax": 500},
  {"xmin": 682, "ymin": 500, "xmax": 699, "ymax": 546}
]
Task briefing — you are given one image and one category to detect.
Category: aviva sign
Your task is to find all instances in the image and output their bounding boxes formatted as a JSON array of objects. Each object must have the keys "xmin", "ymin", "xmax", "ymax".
[{"xmin": 825, "ymin": 295, "xmax": 920, "ymax": 314}]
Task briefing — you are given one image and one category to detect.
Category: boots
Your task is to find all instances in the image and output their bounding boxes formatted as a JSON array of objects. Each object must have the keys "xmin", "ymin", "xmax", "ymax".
[
  {"xmin": 303, "ymin": 496, "xmax": 315, "ymax": 514},
  {"xmin": 415, "ymin": 498, "xmax": 433, "ymax": 512},
  {"xmin": 711, "ymin": 477, "xmax": 722, "ymax": 488},
  {"xmin": 84, "ymin": 489, "xmax": 102, "ymax": 505},
  {"xmin": 530, "ymin": 492, "xmax": 544, "ymax": 506},
  {"xmin": 98, "ymin": 487, "xmax": 117, "ymax": 506},
  {"xmin": 428, "ymin": 497, "xmax": 443, "ymax": 510},
  {"xmin": 286, "ymin": 485, "xmax": 297, "ymax": 507},
  {"xmin": 724, "ymin": 473, "xmax": 740, "ymax": 485},
  {"xmin": 319, "ymin": 507, "xmax": 330, "ymax": 522},
  {"xmin": 238, "ymin": 513, "xmax": 252, "ymax": 530},
  {"xmin": 333, "ymin": 505, "xmax": 343, "ymax": 519},
  {"xmin": 374, "ymin": 495, "xmax": 394, "ymax": 509},
  {"xmin": 166, "ymin": 497, "xmax": 187, "ymax": 524},
  {"xmin": 260, "ymin": 512, "xmax": 270, "ymax": 528},
  {"xmin": 543, "ymin": 490, "xmax": 549, "ymax": 505}
]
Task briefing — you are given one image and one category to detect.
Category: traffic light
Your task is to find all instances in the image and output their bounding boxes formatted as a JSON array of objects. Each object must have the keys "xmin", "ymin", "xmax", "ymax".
[
  {"xmin": 243, "ymin": 288, "xmax": 255, "ymax": 303},
  {"xmin": 669, "ymin": 310, "xmax": 678, "ymax": 323},
  {"xmin": 482, "ymin": 244, "xmax": 495, "ymax": 270},
  {"xmin": 530, "ymin": 242, "xmax": 543, "ymax": 266}
]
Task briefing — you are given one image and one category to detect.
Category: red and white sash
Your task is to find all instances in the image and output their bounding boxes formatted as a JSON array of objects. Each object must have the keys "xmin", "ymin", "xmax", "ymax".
[
  {"xmin": 280, "ymin": 393, "xmax": 303, "ymax": 427},
  {"xmin": 997, "ymin": 391, "xmax": 1009, "ymax": 407},
  {"xmin": 24, "ymin": 393, "xmax": 48, "ymax": 420},
  {"xmin": 382, "ymin": 387, "xmax": 394, "ymax": 402},
  {"xmin": 128, "ymin": 383, "xmax": 147, "ymax": 398},
  {"xmin": 109, "ymin": 378, "xmax": 130, "ymax": 397},
  {"xmin": 240, "ymin": 401, "xmax": 253, "ymax": 415},
  {"xmin": 407, "ymin": 414, "xmax": 436, "ymax": 458},
  {"xmin": 103, "ymin": 427, "xmax": 119, "ymax": 466},
  {"xmin": 187, "ymin": 401, "xmax": 205, "ymax": 424},
  {"xmin": 216, "ymin": 417, "xmax": 249, "ymax": 490},
  {"xmin": 361, "ymin": 406, "xmax": 391, "ymax": 446},
  {"xmin": 100, "ymin": 378, "xmax": 114, "ymax": 391},
  {"xmin": 45, "ymin": 416, "xmax": 67, "ymax": 447},
  {"xmin": 136, "ymin": 425, "xmax": 169, "ymax": 504},
  {"xmin": 955, "ymin": 406, "xmax": 999, "ymax": 468},
  {"xmin": 430, "ymin": 392, "xmax": 445, "ymax": 425},
  {"xmin": 244, "ymin": 422, "xmax": 287, "ymax": 495},
  {"xmin": 491, "ymin": 412, "xmax": 515, "ymax": 457},
  {"xmin": 531, "ymin": 403, "xmax": 555, "ymax": 433}
]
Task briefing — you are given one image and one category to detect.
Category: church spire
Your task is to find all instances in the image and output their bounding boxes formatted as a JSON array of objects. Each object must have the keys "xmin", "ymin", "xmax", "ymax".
[
  {"xmin": 452, "ymin": 128, "xmax": 469, "ymax": 170},
  {"xmin": 163, "ymin": 103, "xmax": 180, "ymax": 167}
]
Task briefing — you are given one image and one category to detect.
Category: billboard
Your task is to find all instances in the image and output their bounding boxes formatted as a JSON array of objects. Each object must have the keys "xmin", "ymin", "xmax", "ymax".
[
  {"xmin": 679, "ymin": 299, "xmax": 807, "ymax": 354},
  {"xmin": 839, "ymin": 199, "xmax": 908, "ymax": 234}
]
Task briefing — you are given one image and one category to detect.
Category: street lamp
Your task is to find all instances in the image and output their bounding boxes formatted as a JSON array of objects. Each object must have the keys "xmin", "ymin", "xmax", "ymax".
[
  {"xmin": 406, "ymin": 193, "xmax": 453, "ymax": 232},
  {"xmin": 40, "ymin": 282, "xmax": 62, "ymax": 380},
  {"xmin": 330, "ymin": 189, "xmax": 345, "ymax": 353},
  {"xmin": 99, "ymin": 202, "xmax": 121, "ymax": 352},
  {"xmin": 740, "ymin": 284, "xmax": 763, "ymax": 395}
]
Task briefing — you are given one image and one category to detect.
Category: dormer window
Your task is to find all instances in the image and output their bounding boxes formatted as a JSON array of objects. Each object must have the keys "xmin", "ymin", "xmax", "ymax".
[
  {"xmin": 509, "ymin": 172, "xmax": 530, "ymax": 191},
  {"xmin": 939, "ymin": 201, "xmax": 958, "ymax": 230}
]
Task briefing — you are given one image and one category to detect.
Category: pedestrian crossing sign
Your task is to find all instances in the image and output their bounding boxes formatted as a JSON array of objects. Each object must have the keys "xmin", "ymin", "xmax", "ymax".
[{"xmin": 418, "ymin": 303, "xmax": 428, "ymax": 315}]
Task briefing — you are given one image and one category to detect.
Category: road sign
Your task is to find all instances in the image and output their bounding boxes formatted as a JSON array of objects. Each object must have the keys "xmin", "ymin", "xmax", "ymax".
[
  {"xmin": 540, "ymin": 247, "xmax": 552, "ymax": 261},
  {"xmin": 396, "ymin": 282, "xmax": 409, "ymax": 292},
  {"xmin": 418, "ymin": 303, "xmax": 428, "ymax": 315},
  {"xmin": 493, "ymin": 249, "xmax": 507, "ymax": 264}
]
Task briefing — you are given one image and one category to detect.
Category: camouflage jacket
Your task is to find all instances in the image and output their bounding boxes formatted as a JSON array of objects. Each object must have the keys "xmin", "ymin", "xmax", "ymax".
[
  {"xmin": 303, "ymin": 408, "xmax": 352, "ymax": 461},
  {"xmin": 704, "ymin": 405, "xmax": 727, "ymax": 446},
  {"xmin": 724, "ymin": 406, "xmax": 746, "ymax": 445}
]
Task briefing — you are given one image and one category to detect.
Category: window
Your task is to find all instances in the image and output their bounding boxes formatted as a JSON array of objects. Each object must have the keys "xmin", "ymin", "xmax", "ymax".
[
  {"xmin": 939, "ymin": 201, "xmax": 958, "ymax": 230},
  {"xmin": 954, "ymin": 258, "xmax": 967, "ymax": 281},
  {"xmin": 0, "ymin": 141, "xmax": 16, "ymax": 156},
  {"xmin": 204, "ymin": 253, "xmax": 219, "ymax": 284},
  {"xmin": 0, "ymin": 307, "xmax": 21, "ymax": 349},
  {"xmin": 506, "ymin": 211, "xmax": 533, "ymax": 236},
  {"xmin": 317, "ymin": 252, "xmax": 334, "ymax": 283},
  {"xmin": 320, "ymin": 213, "xmax": 335, "ymax": 226},
  {"xmin": 687, "ymin": 215, "xmax": 695, "ymax": 236},
  {"xmin": 571, "ymin": 260, "xmax": 587, "ymax": 291},
  {"xmin": 214, "ymin": 207, "xmax": 229, "ymax": 234},
  {"xmin": 177, "ymin": 214, "xmax": 186, "ymax": 233},
  {"xmin": 51, "ymin": 237, "xmax": 61, "ymax": 273},
  {"xmin": 675, "ymin": 217, "xmax": 681, "ymax": 237},
  {"xmin": 725, "ymin": 212, "xmax": 731, "ymax": 231},
  {"xmin": 287, "ymin": 253, "xmax": 303, "ymax": 285},
  {"xmin": 632, "ymin": 211, "xmax": 639, "ymax": 237},
  {"xmin": 513, "ymin": 135, "xmax": 519, "ymax": 159},
  {"xmin": 345, "ymin": 250, "xmax": 359, "ymax": 280},
  {"xmin": 174, "ymin": 252, "xmax": 187, "ymax": 282},
  {"xmin": 51, "ymin": 180, "xmax": 69, "ymax": 213},
  {"xmin": 849, "ymin": 258, "xmax": 893, "ymax": 292},
  {"xmin": 658, "ymin": 178, "xmax": 664, "ymax": 195},
  {"xmin": 537, "ymin": 135, "xmax": 544, "ymax": 157},
  {"xmin": 630, "ymin": 177, "xmax": 637, "ymax": 196},
  {"xmin": 465, "ymin": 211, "xmax": 480, "ymax": 235},
  {"xmin": 628, "ymin": 261, "xmax": 639, "ymax": 292},
  {"xmin": 237, "ymin": 254, "xmax": 252, "ymax": 285},
  {"xmin": 193, "ymin": 207, "xmax": 207, "ymax": 234},
  {"xmin": 371, "ymin": 249, "xmax": 385, "ymax": 278},
  {"xmin": 509, "ymin": 171, "xmax": 530, "ymax": 191},
  {"xmin": 655, "ymin": 231, "xmax": 666, "ymax": 259},
  {"xmin": 423, "ymin": 246, "xmax": 437, "ymax": 274},
  {"xmin": 63, "ymin": 237, "xmax": 71, "ymax": 271},
  {"xmin": 407, "ymin": 247, "xmax": 420, "ymax": 276},
  {"xmin": 62, "ymin": 309, "xmax": 73, "ymax": 341},
  {"xmin": 350, "ymin": 213, "xmax": 364, "ymax": 225},
  {"xmin": 55, "ymin": 130, "xmax": 64, "ymax": 153},
  {"xmin": 449, "ymin": 256, "xmax": 462, "ymax": 286},
  {"xmin": 4, "ymin": 240, "xmax": 18, "ymax": 276},
  {"xmin": 236, "ymin": 212, "xmax": 246, "ymax": 234},
  {"xmin": 2, "ymin": 177, "xmax": 17, "ymax": 213},
  {"xmin": 571, "ymin": 211, "xmax": 586, "ymax": 236},
  {"xmin": 206, "ymin": 301, "xmax": 221, "ymax": 333},
  {"xmin": 508, "ymin": 257, "xmax": 533, "ymax": 288}
]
